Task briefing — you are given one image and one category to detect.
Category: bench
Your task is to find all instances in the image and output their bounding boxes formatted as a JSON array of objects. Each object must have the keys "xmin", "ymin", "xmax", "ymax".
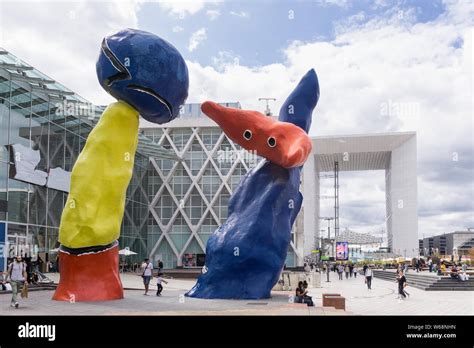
[
  {"xmin": 322, "ymin": 293, "xmax": 346, "ymax": 310},
  {"xmin": 322, "ymin": 293, "xmax": 341, "ymax": 306},
  {"xmin": 324, "ymin": 295, "xmax": 345, "ymax": 310}
]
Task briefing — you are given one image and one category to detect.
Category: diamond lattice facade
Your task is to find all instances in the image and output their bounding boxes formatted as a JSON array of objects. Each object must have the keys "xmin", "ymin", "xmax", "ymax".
[{"xmin": 141, "ymin": 104, "xmax": 303, "ymax": 269}]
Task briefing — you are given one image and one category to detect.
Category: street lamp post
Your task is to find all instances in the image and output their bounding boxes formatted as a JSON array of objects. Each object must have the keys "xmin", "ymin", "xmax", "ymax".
[
  {"xmin": 325, "ymin": 218, "xmax": 334, "ymax": 282},
  {"xmin": 326, "ymin": 260, "xmax": 330, "ymax": 282},
  {"xmin": 319, "ymin": 217, "xmax": 334, "ymax": 282}
]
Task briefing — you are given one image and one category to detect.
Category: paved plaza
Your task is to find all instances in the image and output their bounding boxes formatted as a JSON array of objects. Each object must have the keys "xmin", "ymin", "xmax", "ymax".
[{"xmin": 1, "ymin": 272, "xmax": 472, "ymax": 315}]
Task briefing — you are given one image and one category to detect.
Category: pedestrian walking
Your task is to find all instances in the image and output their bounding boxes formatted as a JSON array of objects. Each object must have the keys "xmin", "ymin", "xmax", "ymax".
[
  {"xmin": 141, "ymin": 258, "xmax": 153, "ymax": 296},
  {"xmin": 428, "ymin": 258, "xmax": 433, "ymax": 273},
  {"xmin": 354, "ymin": 265, "xmax": 358, "ymax": 278},
  {"xmin": 344, "ymin": 264, "xmax": 350, "ymax": 279},
  {"xmin": 6, "ymin": 256, "xmax": 28, "ymax": 308},
  {"xmin": 155, "ymin": 273, "xmax": 168, "ymax": 296},
  {"xmin": 365, "ymin": 266, "xmax": 373, "ymax": 290},
  {"xmin": 337, "ymin": 264, "xmax": 344, "ymax": 280},
  {"xmin": 349, "ymin": 264, "xmax": 354, "ymax": 278},
  {"xmin": 397, "ymin": 271, "xmax": 408, "ymax": 301},
  {"xmin": 157, "ymin": 259, "xmax": 164, "ymax": 273}
]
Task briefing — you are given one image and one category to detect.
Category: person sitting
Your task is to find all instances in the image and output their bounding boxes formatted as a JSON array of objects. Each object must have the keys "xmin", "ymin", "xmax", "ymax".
[
  {"xmin": 450, "ymin": 265, "xmax": 458, "ymax": 280},
  {"xmin": 295, "ymin": 281, "xmax": 314, "ymax": 307},
  {"xmin": 458, "ymin": 271, "xmax": 469, "ymax": 282},
  {"xmin": 295, "ymin": 281, "xmax": 304, "ymax": 303},
  {"xmin": 30, "ymin": 271, "xmax": 39, "ymax": 285},
  {"xmin": 439, "ymin": 263, "xmax": 446, "ymax": 275}
]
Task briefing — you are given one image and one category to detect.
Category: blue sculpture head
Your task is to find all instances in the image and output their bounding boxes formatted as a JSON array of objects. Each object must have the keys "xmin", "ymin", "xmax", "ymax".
[{"xmin": 96, "ymin": 28, "xmax": 189, "ymax": 124}]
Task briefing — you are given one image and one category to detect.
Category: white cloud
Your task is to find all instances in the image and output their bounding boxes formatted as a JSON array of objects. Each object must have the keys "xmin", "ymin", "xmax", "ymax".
[
  {"xmin": 321, "ymin": 171, "xmax": 387, "ymax": 236},
  {"xmin": 206, "ymin": 9, "xmax": 221, "ymax": 20},
  {"xmin": 372, "ymin": 0, "xmax": 390, "ymax": 10},
  {"xmin": 188, "ymin": 28, "xmax": 207, "ymax": 52},
  {"xmin": 172, "ymin": 25, "xmax": 184, "ymax": 33},
  {"xmin": 229, "ymin": 10, "xmax": 249, "ymax": 18},
  {"xmin": 211, "ymin": 51, "xmax": 241, "ymax": 70},
  {"xmin": 0, "ymin": 0, "xmax": 141, "ymax": 105},
  {"xmin": 158, "ymin": 0, "xmax": 222, "ymax": 18},
  {"xmin": 157, "ymin": 0, "xmax": 207, "ymax": 17},
  {"xmin": 316, "ymin": 0, "xmax": 351, "ymax": 9}
]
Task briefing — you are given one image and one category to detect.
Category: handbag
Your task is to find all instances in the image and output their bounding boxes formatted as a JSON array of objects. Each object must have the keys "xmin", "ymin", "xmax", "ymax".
[{"xmin": 21, "ymin": 283, "xmax": 28, "ymax": 299}]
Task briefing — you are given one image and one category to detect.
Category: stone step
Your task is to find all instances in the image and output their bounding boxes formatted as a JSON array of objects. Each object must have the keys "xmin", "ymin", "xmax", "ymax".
[
  {"xmin": 373, "ymin": 270, "xmax": 474, "ymax": 291},
  {"xmin": 430, "ymin": 288, "xmax": 474, "ymax": 291}
]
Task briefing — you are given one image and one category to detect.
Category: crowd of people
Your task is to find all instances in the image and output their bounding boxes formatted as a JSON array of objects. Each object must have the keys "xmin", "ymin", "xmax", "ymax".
[
  {"xmin": 323, "ymin": 262, "xmax": 360, "ymax": 280},
  {"xmin": 448, "ymin": 263, "xmax": 470, "ymax": 281},
  {"xmin": 321, "ymin": 262, "xmax": 378, "ymax": 289},
  {"xmin": 374, "ymin": 257, "xmax": 471, "ymax": 278},
  {"xmin": 322, "ymin": 262, "xmax": 406, "ymax": 298}
]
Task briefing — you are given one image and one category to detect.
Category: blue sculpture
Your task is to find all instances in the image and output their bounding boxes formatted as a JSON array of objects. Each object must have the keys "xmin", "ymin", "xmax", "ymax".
[
  {"xmin": 96, "ymin": 28, "xmax": 189, "ymax": 124},
  {"xmin": 186, "ymin": 69, "xmax": 319, "ymax": 299}
]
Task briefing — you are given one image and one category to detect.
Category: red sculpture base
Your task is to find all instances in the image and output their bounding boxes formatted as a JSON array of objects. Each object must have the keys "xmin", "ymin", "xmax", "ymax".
[{"xmin": 52, "ymin": 244, "xmax": 124, "ymax": 302}]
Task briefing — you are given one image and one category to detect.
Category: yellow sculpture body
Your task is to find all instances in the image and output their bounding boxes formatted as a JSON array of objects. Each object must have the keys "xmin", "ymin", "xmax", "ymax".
[{"xmin": 59, "ymin": 101, "xmax": 139, "ymax": 248}]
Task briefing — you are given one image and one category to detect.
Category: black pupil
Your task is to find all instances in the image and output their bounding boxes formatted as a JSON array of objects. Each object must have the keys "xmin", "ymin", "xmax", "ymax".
[
  {"xmin": 244, "ymin": 130, "xmax": 252, "ymax": 139},
  {"xmin": 268, "ymin": 137, "xmax": 276, "ymax": 147}
]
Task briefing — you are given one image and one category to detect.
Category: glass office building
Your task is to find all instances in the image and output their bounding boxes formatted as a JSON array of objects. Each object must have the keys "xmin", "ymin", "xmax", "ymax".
[{"xmin": 0, "ymin": 48, "xmax": 95, "ymax": 271}]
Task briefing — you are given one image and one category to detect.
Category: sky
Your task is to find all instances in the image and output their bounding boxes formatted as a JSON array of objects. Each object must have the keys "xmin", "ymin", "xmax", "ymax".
[{"xmin": 0, "ymin": 0, "xmax": 472, "ymax": 240}]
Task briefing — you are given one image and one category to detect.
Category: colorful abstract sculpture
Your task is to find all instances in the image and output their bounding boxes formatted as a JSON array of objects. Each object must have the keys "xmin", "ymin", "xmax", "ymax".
[
  {"xmin": 186, "ymin": 69, "xmax": 319, "ymax": 299},
  {"xmin": 53, "ymin": 29, "xmax": 188, "ymax": 301}
]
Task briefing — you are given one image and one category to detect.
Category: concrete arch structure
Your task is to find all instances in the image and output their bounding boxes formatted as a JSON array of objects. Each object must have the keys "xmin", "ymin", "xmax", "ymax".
[{"xmin": 302, "ymin": 132, "xmax": 418, "ymax": 258}]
